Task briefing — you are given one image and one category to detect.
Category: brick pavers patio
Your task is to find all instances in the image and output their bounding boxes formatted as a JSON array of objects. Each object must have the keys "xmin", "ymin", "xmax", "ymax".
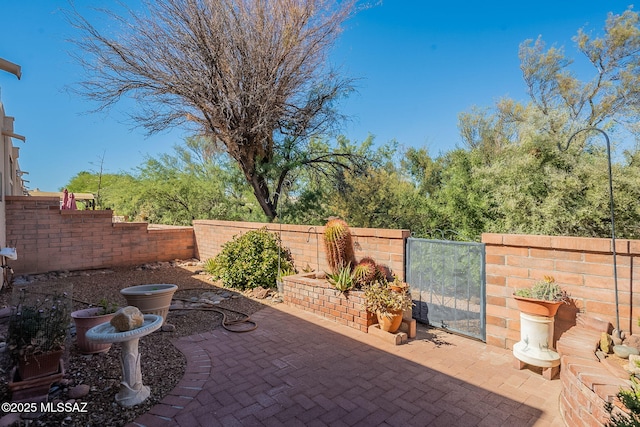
[{"xmin": 128, "ymin": 304, "xmax": 564, "ymax": 427}]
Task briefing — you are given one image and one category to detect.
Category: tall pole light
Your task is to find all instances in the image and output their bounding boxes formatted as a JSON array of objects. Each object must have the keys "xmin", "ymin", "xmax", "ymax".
[{"xmin": 562, "ymin": 127, "xmax": 620, "ymax": 338}]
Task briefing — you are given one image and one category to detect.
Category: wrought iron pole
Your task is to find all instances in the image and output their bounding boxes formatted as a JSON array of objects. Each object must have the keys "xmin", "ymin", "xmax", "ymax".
[{"xmin": 565, "ymin": 128, "xmax": 620, "ymax": 337}]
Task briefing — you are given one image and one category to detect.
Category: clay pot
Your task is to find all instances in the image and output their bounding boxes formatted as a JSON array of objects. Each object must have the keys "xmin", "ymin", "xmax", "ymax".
[
  {"xmin": 376, "ymin": 310, "xmax": 403, "ymax": 333},
  {"xmin": 71, "ymin": 307, "xmax": 117, "ymax": 354},
  {"xmin": 513, "ymin": 295, "xmax": 562, "ymax": 317}
]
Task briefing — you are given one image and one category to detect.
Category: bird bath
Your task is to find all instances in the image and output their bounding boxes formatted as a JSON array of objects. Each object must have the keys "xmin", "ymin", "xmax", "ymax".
[{"xmin": 86, "ymin": 314, "xmax": 163, "ymax": 407}]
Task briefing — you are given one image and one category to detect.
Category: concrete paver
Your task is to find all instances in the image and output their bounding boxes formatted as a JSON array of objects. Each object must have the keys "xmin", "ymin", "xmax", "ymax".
[{"xmin": 129, "ymin": 303, "xmax": 564, "ymax": 426}]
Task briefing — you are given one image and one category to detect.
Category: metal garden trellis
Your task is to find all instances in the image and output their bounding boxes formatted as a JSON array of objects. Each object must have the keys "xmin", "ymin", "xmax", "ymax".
[{"xmin": 560, "ymin": 127, "xmax": 620, "ymax": 339}]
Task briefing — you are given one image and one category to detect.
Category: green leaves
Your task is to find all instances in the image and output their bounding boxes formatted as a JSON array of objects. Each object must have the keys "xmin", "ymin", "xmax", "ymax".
[{"xmin": 205, "ymin": 228, "xmax": 294, "ymax": 291}]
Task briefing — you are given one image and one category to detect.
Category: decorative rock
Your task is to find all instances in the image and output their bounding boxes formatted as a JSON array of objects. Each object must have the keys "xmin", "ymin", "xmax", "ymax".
[
  {"xmin": 110, "ymin": 306, "xmax": 144, "ymax": 332},
  {"xmin": 315, "ymin": 272, "xmax": 326, "ymax": 280},
  {"xmin": 625, "ymin": 335, "xmax": 640, "ymax": 351},
  {"xmin": 68, "ymin": 384, "xmax": 90, "ymax": 399},
  {"xmin": 613, "ymin": 345, "xmax": 639, "ymax": 359},
  {"xmin": 161, "ymin": 324, "xmax": 176, "ymax": 332},
  {"xmin": 600, "ymin": 332, "xmax": 613, "ymax": 354},
  {"xmin": 612, "ymin": 329, "xmax": 625, "ymax": 345},
  {"xmin": 629, "ymin": 354, "xmax": 640, "ymax": 374},
  {"xmin": 252, "ymin": 287, "xmax": 270, "ymax": 299}
]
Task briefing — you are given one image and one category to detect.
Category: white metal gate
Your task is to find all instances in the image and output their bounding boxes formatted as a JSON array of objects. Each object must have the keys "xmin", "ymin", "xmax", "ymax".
[{"xmin": 406, "ymin": 237, "xmax": 486, "ymax": 341}]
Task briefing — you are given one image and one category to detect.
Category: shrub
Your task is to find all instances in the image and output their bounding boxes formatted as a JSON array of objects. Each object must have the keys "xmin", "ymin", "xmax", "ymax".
[{"xmin": 205, "ymin": 228, "xmax": 294, "ymax": 290}]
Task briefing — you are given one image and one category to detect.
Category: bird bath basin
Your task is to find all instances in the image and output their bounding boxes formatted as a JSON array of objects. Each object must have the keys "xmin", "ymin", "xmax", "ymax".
[{"xmin": 86, "ymin": 314, "xmax": 163, "ymax": 407}]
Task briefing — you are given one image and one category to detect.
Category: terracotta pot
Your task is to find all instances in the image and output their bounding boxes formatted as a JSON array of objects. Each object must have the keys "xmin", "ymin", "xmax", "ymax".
[
  {"xmin": 513, "ymin": 295, "xmax": 562, "ymax": 317},
  {"xmin": 9, "ymin": 360, "xmax": 65, "ymax": 403},
  {"xmin": 71, "ymin": 307, "xmax": 117, "ymax": 354},
  {"xmin": 120, "ymin": 284, "xmax": 178, "ymax": 324},
  {"xmin": 376, "ymin": 309, "xmax": 403, "ymax": 333},
  {"xmin": 18, "ymin": 350, "xmax": 64, "ymax": 380},
  {"xmin": 389, "ymin": 283, "xmax": 408, "ymax": 293}
]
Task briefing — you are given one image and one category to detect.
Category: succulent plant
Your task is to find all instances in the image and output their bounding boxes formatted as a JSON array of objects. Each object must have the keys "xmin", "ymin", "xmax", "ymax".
[
  {"xmin": 323, "ymin": 218, "xmax": 355, "ymax": 273},
  {"xmin": 353, "ymin": 257, "xmax": 377, "ymax": 287},
  {"xmin": 514, "ymin": 276, "xmax": 568, "ymax": 302},
  {"xmin": 326, "ymin": 265, "xmax": 354, "ymax": 293}
]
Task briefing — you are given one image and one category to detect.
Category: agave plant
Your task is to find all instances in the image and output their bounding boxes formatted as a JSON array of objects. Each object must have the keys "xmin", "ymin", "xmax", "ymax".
[{"xmin": 326, "ymin": 265, "xmax": 353, "ymax": 293}]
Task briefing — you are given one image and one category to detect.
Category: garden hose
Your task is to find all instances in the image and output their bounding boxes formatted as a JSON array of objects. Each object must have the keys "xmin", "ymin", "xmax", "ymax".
[{"xmin": 170, "ymin": 296, "xmax": 258, "ymax": 333}]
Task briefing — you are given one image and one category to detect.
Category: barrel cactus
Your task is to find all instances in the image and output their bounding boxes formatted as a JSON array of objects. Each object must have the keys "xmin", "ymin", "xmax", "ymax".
[
  {"xmin": 353, "ymin": 257, "xmax": 377, "ymax": 287},
  {"xmin": 323, "ymin": 218, "xmax": 355, "ymax": 273}
]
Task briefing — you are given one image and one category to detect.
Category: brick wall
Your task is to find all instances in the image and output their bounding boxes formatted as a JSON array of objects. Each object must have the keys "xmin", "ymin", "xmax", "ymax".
[
  {"xmin": 282, "ymin": 273, "xmax": 375, "ymax": 333},
  {"xmin": 482, "ymin": 233, "xmax": 639, "ymax": 350},
  {"xmin": 193, "ymin": 220, "xmax": 410, "ymax": 280},
  {"xmin": 5, "ymin": 196, "xmax": 195, "ymax": 274}
]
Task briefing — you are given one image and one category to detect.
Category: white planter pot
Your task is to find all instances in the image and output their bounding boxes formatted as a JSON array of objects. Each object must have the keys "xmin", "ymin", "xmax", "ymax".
[
  {"xmin": 513, "ymin": 312, "xmax": 560, "ymax": 368},
  {"xmin": 120, "ymin": 284, "xmax": 177, "ymax": 324}
]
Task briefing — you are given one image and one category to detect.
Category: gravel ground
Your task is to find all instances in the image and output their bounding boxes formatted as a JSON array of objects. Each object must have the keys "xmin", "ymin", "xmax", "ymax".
[{"xmin": 0, "ymin": 261, "xmax": 274, "ymax": 427}]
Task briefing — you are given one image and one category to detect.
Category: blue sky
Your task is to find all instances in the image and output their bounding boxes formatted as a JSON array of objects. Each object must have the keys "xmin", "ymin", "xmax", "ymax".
[{"xmin": 0, "ymin": 1, "xmax": 631, "ymax": 192}]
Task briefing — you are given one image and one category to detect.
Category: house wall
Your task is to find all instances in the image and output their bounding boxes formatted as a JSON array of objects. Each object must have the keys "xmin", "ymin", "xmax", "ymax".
[
  {"xmin": 482, "ymin": 233, "xmax": 638, "ymax": 350},
  {"xmin": 5, "ymin": 196, "xmax": 195, "ymax": 274},
  {"xmin": 192, "ymin": 220, "xmax": 410, "ymax": 280}
]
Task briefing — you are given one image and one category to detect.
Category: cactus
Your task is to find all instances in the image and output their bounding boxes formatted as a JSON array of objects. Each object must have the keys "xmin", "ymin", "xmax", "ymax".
[
  {"xmin": 353, "ymin": 257, "xmax": 377, "ymax": 287},
  {"xmin": 323, "ymin": 218, "xmax": 355, "ymax": 273}
]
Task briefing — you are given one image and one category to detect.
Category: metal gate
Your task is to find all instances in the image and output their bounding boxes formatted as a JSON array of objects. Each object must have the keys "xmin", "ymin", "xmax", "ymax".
[{"xmin": 406, "ymin": 237, "xmax": 486, "ymax": 341}]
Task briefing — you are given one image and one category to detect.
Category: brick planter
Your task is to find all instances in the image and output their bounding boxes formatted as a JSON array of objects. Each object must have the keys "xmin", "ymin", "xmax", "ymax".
[{"xmin": 281, "ymin": 274, "xmax": 375, "ymax": 333}]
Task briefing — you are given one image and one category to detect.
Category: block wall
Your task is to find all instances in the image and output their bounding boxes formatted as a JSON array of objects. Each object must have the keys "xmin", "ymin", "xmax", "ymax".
[
  {"xmin": 5, "ymin": 196, "xmax": 195, "ymax": 274},
  {"xmin": 282, "ymin": 273, "xmax": 376, "ymax": 333},
  {"xmin": 482, "ymin": 233, "xmax": 640, "ymax": 350},
  {"xmin": 193, "ymin": 220, "xmax": 410, "ymax": 280}
]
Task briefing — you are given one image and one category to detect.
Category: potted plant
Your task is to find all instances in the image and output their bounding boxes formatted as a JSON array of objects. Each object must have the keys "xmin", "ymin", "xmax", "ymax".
[
  {"xmin": 513, "ymin": 275, "xmax": 568, "ymax": 317},
  {"xmin": 363, "ymin": 279, "xmax": 413, "ymax": 333},
  {"xmin": 8, "ymin": 285, "xmax": 72, "ymax": 380},
  {"xmin": 71, "ymin": 298, "xmax": 119, "ymax": 354},
  {"xmin": 512, "ymin": 275, "xmax": 569, "ymax": 378}
]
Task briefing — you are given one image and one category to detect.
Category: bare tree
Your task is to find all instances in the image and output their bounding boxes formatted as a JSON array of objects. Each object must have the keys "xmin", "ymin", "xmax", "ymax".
[{"xmin": 67, "ymin": 0, "xmax": 360, "ymax": 220}]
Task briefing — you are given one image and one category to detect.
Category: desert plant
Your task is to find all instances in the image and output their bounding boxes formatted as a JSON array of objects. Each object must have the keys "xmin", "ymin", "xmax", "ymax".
[
  {"xmin": 362, "ymin": 279, "xmax": 413, "ymax": 315},
  {"xmin": 326, "ymin": 265, "xmax": 354, "ymax": 293},
  {"xmin": 8, "ymin": 285, "xmax": 72, "ymax": 363},
  {"xmin": 514, "ymin": 276, "xmax": 568, "ymax": 302},
  {"xmin": 205, "ymin": 228, "xmax": 294, "ymax": 290},
  {"xmin": 353, "ymin": 257, "xmax": 377, "ymax": 287},
  {"xmin": 605, "ymin": 376, "xmax": 640, "ymax": 426},
  {"xmin": 323, "ymin": 218, "xmax": 355, "ymax": 274},
  {"xmin": 96, "ymin": 298, "xmax": 119, "ymax": 315}
]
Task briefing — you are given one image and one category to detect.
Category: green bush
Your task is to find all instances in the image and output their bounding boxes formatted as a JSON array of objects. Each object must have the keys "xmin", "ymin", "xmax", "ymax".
[{"xmin": 205, "ymin": 228, "xmax": 294, "ymax": 290}]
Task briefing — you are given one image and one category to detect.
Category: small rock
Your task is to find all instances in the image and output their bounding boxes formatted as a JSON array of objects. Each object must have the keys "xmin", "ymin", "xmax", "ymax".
[
  {"xmin": 252, "ymin": 287, "xmax": 270, "ymax": 299},
  {"xmin": 595, "ymin": 350, "xmax": 607, "ymax": 361},
  {"xmin": 161, "ymin": 324, "xmax": 176, "ymax": 332},
  {"xmin": 630, "ymin": 354, "xmax": 640, "ymax": 374},
  {"xmin": 625, "ymin": 335, "xmax": 640, "ymax": 351},
  {"xmin": 59, "ymin": 378, "xmax": 72, "ymax": 386},
  {"xmin": 612, "ymin": 329, "xmax": 625, "ymax": 345},
  {"xmin": 68, "ymin": 384, "xmax": 90, "ymax": 399},
  {"xmin": 614, "ymin": 345, "xmax": 639, "ymax": 359},
  {"xmin": 315, "ymin": 272, "xmax": 326, "ymax": 280},
  {"xmin": 600, "ymin": 332, "xmax": 613, "ymax": 354}
]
